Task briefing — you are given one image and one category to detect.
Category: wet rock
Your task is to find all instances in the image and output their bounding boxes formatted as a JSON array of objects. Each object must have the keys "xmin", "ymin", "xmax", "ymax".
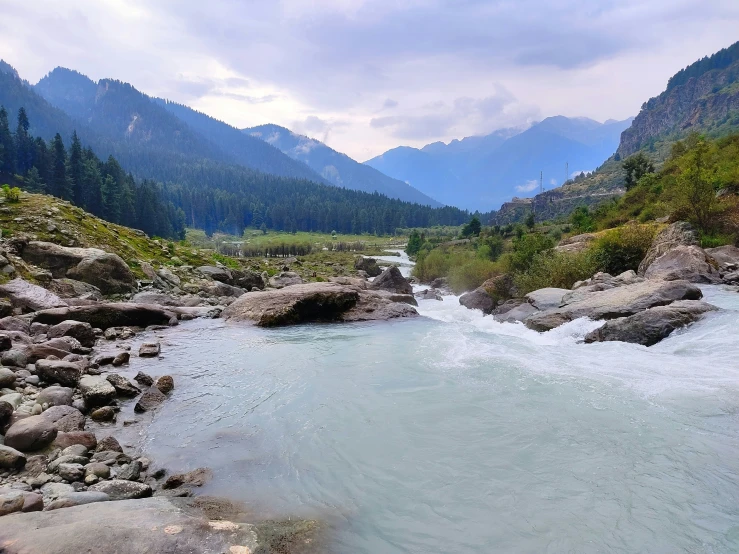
[
  {"xmin": 415, "ymin": 288, "xmax": 442, "ymax": 301},
  {"xmin": 4, "ymin": 415, "xmax": 58, "ymax": 451},
  {"xmin": 20, "ymin": 241, "xmax": 136, "ymax": 294},
  {"xmin": 134, "ymin": 371, "xmax": 154, "ymax": 387},
  {"xmin": 341, "ymin": 290, "xmax": 419, "ymax": 322},
  {"xmin": 46, "ymin": 320, "xmax": 96, "ymax": 348},
  {"xmin": 78, "ymin": 375, "xmax": 116, "ymax": 407},
  {"xmin": 0, "ymin": 278, "xmax": 67, "ymax": 312},
  {"xmin": 36, "ymin": 386, "xmax": 75, "ymax": 408},
  {"xmin": 35, "ymin": 359, "xmax": 84, "ymax": 387},
  {"xmin": 268, "ymin": 271, "xmax": 304, "ymax": 289},
  {"xmin": 106, "ymin": 374, "xmax": 140, "ymax": 396},
  {"xmin": 493, "ymin": 300, "xmax": 539, "ymax": 323},
  {"xmin": 95, "ymin": 436, "xmax": 123, "ymax": 453},
  {"xmin": 163, "ymin": 467, "xmax": 213, "ymax": 489},
  {"xmin": 0, "ymin": 445, "xmax": 26, "ymax": 469},
  {"xmin": 90, "ymin": 406, "xmax": 116, "ymax": 422},
  {"xmin": 139, "ymin": 342, "xmax": 161, "ymax": 357},
  {"xmin": 118, "ymin": 460, "xmax": 142, "ymax": 481},
  {"xmin": 525, "ymin": 288, "xmax": 570, "ymax": 311},
  {"xmin": 155, "ymin": 375, "xmax": 174, "ymax": 394},
  {"xmin": 526, "ymin": 279, "xmax": 703, "ymax": 332},
  {"xmin": 88, "ymin": 479, "xmax": 152, "ymax": 500},
  {"xmin": 354, "ymin": 256, "xmax": 382, "ymax": 277},
  {"xmin": 643, "ymin": 245, "xmax": 720, "ymax": 283},
  {"xmin": 32, "ymin": 303, "xmax": 178, "ymax": 330},
  {"xmin": 112, "ymin": 351, "xmax": 130, "ymax": 366},
  {"xmin": 104, "ymin": 326, "xmax": 136, "ymax": 341},
  {"xmin": 370, "ymin": 266, "xmax": 413, "ymax": 295},
  {"xmin": 44, "ymin": 491, "xmax": 109, "ymax": 510},
  {"xmin": 459, "ymin": 287, "xmax": 495, "ymax": 314},
  {"xmin": 134, "ymin": 387, "xmax": 166, "ymax": 413},
  {"xmin": 57, "ymin": 463, "xmax": 85, "ymax": 482},
  {"xmin": 584, "ymin": 300, "xmax": 718, "ymax": 346}
]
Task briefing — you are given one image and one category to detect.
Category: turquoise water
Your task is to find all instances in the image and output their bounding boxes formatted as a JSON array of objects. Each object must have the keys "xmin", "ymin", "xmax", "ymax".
[{"xmin": 130, "ymin": 279, "xmax": 739, "ymax": 553}]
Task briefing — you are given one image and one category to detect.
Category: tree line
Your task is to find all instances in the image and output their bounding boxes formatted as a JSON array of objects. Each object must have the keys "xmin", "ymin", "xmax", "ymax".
[{"xmin": 0, "ymin": 105, "xmax": 186, "ymax": 239}]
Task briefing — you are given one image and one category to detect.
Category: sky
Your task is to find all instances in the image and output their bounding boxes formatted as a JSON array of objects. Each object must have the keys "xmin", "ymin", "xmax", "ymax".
[{"xmin": 0, "ymin": 0, "xmax": 737, "ymax": 161}]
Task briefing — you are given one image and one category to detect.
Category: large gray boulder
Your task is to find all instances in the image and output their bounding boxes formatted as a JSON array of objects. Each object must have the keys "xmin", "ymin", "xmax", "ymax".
[
  {"xmin": 354, "ymin": 256, "xmax": 382, "ymax": 277},
  {"xmin": 36, "ymin": 386, "xmax": 75, "ymax": 407},
  {"xmin": 643, "ymin": 245, "xmax": 720, "ymax": 283},
  {"xmin": 46, "ymin": 320, "xmax": 96, "ymax": 348},
  {"xmin": 40, "ymin": 405, "xmax": 85, "ymax": 432},
  {"xmin": 4, "ymin": 415, "xmax": 58, "ymax": 451},
  {"xmin": 0, "ymin": 279, "xmax": 67, "ymax": 311},
  {"xmin": 705, "ymin": 245, "xmax": 739, "ymax": 270},
  {"xmin": 87, "ymin": 480, "xmax": 152, "ymax": 500},
  {"xmin": 0, "ymin": 445, "xmax": 26, "ymax": 469},
  {"xmin": 20, "ymin": 241, "xmax": 136, "ymax": 295},
  {"xmin": 638, "ymin": 221, "xmax": 698, "ymax": 275},
  {"xmin": 48, "ymin": 279, "xmax": 103, "ymax": 301},
  {"xmin": 31, "ymin": 303, "xmax": 177, "ymax": 329},
  {"xmin": 493, "ymin": 300, "xmax": 539, "ymax": 323},
  {"xmin": 370, "ymin": 266, "xmax": 413, "ymax": 295},
  {"xmin": 0, "ymin": 497, "xmax": 288, "ymax": 553},
  {"xmin": 35, "ymin": 360, "xmax": 84, "ymax": 387},
  {"xmin": 268, "ymin": 271, "xmax": 304, "ymax": 289},
  {"xmin": 584, "ymin": 300, "xmax": 718, "ymax": 346},
  {"xmin": 459, "ymin": 287, "xmax": 495, "ymax": 314},
  {"xmin": 222, "ymin": 282, "xmax": 417, "ymax": 326},
  {"xmin": 78, "ymin": 376, "xmax": 116, "ymax": 407},
  {"xmin": 196, "ymin": 265, "xmax": 232, "ymax": 283},
  {"xmin": 525, "ymin": 288, "xmax": 570, "ymax": 311},
  {"xmin": 526, "ymin": 279, "xmax": 702, "ymax": 332}
]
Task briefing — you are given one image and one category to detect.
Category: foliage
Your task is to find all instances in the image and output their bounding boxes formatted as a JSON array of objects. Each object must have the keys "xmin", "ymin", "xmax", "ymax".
[
  {"xmin": 448, "ymin": 258, "xmax": 499, "ymax": 294},
  {"xmin": 514, "ymin": 250, "xmax": 599, "ymax": 295},
  {"xmin": 504, "ymin": 233, "xmax": 555, "ymax": 273},
  {"xmin": 666, "ymin": 41, "xmax": 739, "ymax": 93},
  {"xmin": 524, "ymin": 212, "xmax": 535, "ymax": 230},
  {"xmin": 406, "ymin": 230, "xmax": 423, "ymax": 256},
  {"xmin": 2, "ymin": 184, "xmax": 20, "ymax": 202},
  {"xmin": 461, "ymin": 216, "xmax": 482, "ymax": 238},
  {"xmin": 570, "ymin": 206, "xmax": 595, "ymax": 233},
  {"xmin": 591, "ymin": 224, "xmax": 657, "ymax": 275},
  {"xmin": 622, "ymin": 152, "xmax": 655, "ymax": 191},
  {"xmin": 669, "ymin": 137, "xmax": 720, "ymax": 232},
  {"xmin": 477, "ymin": 233, "xmax": 504, "ymax": 261}
]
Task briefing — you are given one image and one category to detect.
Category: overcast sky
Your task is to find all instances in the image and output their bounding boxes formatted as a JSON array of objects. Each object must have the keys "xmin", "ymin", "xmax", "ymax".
[{"xmin": 1, "ymin": 0, "xmax": 737, "ymax": 160}]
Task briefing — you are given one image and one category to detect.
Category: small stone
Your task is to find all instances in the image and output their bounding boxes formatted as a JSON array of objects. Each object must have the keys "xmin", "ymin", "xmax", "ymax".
[
  {"xmin": 138, "ymin": 342, "xmax": 161, "ymax": 357},
  {"xmin": 61, "ymin": 445, "xmax": 89, "ymax": 458},
  {"xmin": 112, "ymin": 351, "xmax": 130, "ymax": 366},
  {"xmin": 0, "ymin": 445, "xmax": 26, "ymax": 469},
  {"xmin": 57, "ymin": 463, "xmax": 85, "ymax": 482},
  {"xmin": 87, "ymin": 479, "xmax": 152, "ymax": 500},
  {"xmin": 84, "ymin": 462, "xmax": 110, "ymax": 479},
  {"xmin": 134, "ymin": 371, "xmax": 153, "ymax": 387},
  {"xmin": 134, "ymin": 387, "xmax": 166, "ymax": 413},
  {"xmin": 117, "ymin": 460, "xmax": 141, "ymax": 481},
  {"xmin": 95, "ymin": 436, "xmax": 122, "ymax": 453},
  {"xmin": 90, "ymin": 406, "xmax": 116, "ymax": 422},
  {"xmin": 155, "ymin": 375, "xmax": 174, "ymax": 394},
  {"xmin": 0, "ymin": 367, "xmax": 16, "ymax": 387}
]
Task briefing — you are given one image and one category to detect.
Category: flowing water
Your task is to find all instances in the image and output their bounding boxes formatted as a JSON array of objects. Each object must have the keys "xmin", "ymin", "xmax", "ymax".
[{"xmin": 130, "ymin": 253, "xmax": 739, "ymax": 553}]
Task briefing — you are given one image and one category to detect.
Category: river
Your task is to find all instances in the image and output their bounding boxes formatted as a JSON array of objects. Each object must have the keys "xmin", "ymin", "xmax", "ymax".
[{"xmin": 126, "ymin": 252, "xmax": 739, "ymax": 553}]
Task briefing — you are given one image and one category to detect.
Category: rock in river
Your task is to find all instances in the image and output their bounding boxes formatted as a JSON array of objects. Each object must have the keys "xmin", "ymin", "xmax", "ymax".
[
  {"xmin": 370, "ymin": 266, "xmax": 413, "ymax": 295},
  {"xmin": 78, "ymin": 375, "xmax": 117, "ymax": 407},
  {"xmin": 32, "ymin": 303, "xmax": 178, "ymax": 330}
]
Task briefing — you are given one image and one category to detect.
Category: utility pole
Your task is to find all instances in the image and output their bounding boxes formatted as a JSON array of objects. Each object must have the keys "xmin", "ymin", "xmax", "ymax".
[
  {"xmin": 540, "ymin": 171, "xmax": 543, "ymax": 194},
  {"xmin": 565, "ymin": 162, "xmax": 569, "ymax": 185}
]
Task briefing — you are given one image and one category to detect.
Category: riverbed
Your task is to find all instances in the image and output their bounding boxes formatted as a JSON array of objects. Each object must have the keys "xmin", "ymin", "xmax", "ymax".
[{"xmin": 126, "ymin": 256, "xmax": 739, "ymax": 553}]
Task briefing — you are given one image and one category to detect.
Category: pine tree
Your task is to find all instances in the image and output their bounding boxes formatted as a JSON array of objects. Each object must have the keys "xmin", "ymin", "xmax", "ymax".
[
  {"xmin": 0, "ymin": 107, "xmax": 14, "ymax": 174},
  {"xmin": 49, "ymin": 133, "xmax": 72, "ymax": 199},
  {"xmin": 15, "ymin": 107, "xmax": 32, "ymax": 174},
  {"xmin": 25, "ymin": 166, "xmax": 45, "ymax": 193},
  {"xmin": 68, "ymin": 131, "xmax": 84, "ymax": 206}
]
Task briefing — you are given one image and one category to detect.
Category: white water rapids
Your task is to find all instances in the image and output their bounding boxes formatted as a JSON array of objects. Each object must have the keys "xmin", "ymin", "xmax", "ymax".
[{"xmin": 124, "ymin": 251, "xmax": 739, "ymax": 553}]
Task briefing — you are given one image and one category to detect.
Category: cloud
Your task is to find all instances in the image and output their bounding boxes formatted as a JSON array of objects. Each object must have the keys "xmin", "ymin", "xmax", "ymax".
[
  {"xmin": 292, "ymin": 115, "xmax": 350, "ymax": 144},
  {"xmin": 515, "ymin": 180, "xmax": 540, "ymax": 193},
  {"xmin": 382, "ymin": 98, "xmax": 398, "ymax": 109}
]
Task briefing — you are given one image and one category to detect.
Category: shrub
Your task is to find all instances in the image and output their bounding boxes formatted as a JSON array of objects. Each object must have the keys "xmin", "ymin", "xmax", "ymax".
[
  {"xmin": 447, "ymin": 258, "xmax": 499, "ymax": 294},
  {"xmin": 506, "ymin": 233, "xmax": 555, "ymax": 273},
  {"xmin": 514, "ymin": 250, "xmax": 600, "ymax": 294},
  {"xmin": 591, "ymin": 224, "xmax": 656, "ymax": 275},
  {"xmin": 2, "ymin": 185, "xmax": 20, "ymax": 203}
]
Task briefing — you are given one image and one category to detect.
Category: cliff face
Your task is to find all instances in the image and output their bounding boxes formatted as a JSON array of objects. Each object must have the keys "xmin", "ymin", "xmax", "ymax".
[{"xmin": 618, "ymin": 61, "xmax": 739, "ymax": 157}]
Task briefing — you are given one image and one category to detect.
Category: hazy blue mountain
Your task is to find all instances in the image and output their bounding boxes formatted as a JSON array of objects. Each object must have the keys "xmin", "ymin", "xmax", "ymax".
[
  {"xmin": 365, "ymin": 116, "xmax": 632, "ymax": 211},
  {"xmin": 244, "ymin": 124, "xmax": 441, "ymax": 206}
]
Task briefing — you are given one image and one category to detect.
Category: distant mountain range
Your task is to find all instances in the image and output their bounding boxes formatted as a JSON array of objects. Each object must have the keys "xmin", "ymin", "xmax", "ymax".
[
  {"xmin": 365, "ymin": 116, "xmax": 633, "ymax": 211},
  {"xmin": 243, "ymin": 124, "xmax": 440, "ymax": 206}
]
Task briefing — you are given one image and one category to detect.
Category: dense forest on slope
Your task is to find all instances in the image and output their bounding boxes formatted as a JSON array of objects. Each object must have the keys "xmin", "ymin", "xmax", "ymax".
[
  {"xmin": 0, "ymin": 64, "xmax": 477, "ymax": 237},
  {"xmin": 666, "ymin": 42, "xmax": 739, "ymax": 92},
  {"xmin": 0, "ymin": 105, "xmax": 186, "ymax": 239},
  {"xmin": 244, "ymin": 124, "xmax": 441, "ymax": 206}
]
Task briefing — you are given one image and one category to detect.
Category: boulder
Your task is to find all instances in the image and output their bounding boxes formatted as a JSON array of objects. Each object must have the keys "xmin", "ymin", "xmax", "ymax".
[
  {"xmin": 0, "ymin": 445, "xmax": 26, "ymax": 469},
  {"xmin": 48, "ymin": 279, "xmax": 103, "ymax": 301},
  {"xmin": 0, "ymin": 367, "xmax": 16, "ymax": 387},
  {"xmin": 638, "ymin": 221, "xmax": 698, "ymax": 275},
  {"xmin": 90, "ymin": 406, "xmax": 116, "ymax": 422},
  {"xmin": 0, "ymin": 400, "xmax": 13, "ymax": 427},
  {"xmin": 525, "ymin": 288, "xmax": 570, "ymax": 311},
  {"xmin": 95, "ymin": 436, "xmax": 123, "ymax": 453},
  {"xmin": 40, "ymin": 406, "xmax": 85, "ymax": 432},
  {"xmin": 134, "ymin": 371, "xmax": 154, "ymax": 387},
  {"xmin": 0, "ymin": 316, "xmax": 31, "ymax": 334},
  {"xmin": 642, "ymin": 245, "xmax": 720, "ymax": 283},
  {"xmin": 268, "ymin": 271, "xmax": 304, "ymax": 289},
  {"xmin": 139, "ymin": 342, "xmax": 161, "ymax": 357},
  {"xmin": 555, "ymin": 233, "xmax": 597, "ymax": 254},
  {"xmin": 163, "ymin": 467, "xmax": 213, "ymax": 489},
  {"xmin": 232, "ymin": 269, "xmax": 265, "ymax": 290},
  {"xmin": 196, "ymin": 265, "xmax": 232, "ymax": 283},
  {"xmin": 0, "ymin": 333, "xmax": 12, "ymax": 352},
  {"xmin": 354, "ymin": 257, "xmax": 382, "ymax": 277},
  {"xmin": 0, "ymin": 491, "xmax": 25, "ymax": 517},
  {"xmin": 0, "ymin": 278, "xmax": 67, "ymax": 312},
  {"xmin": 493, "ymin": 300, "xmax": 539, "ymax": 323},
  {"xmin": 0, "ymin": 497, "xmax": 271, "ymax": 553},
  {"xmin": 415, "ymin": 288, "xmax": 442, "ymax": 301},
  {"xmin": 705, "ymin": 245, "xmax": 739, "ymax": 270},
  {"xmin": 51, "ymin": 432, "xmax": 97, "ymax": 451},
  {"xmin": 57, "ymin": 463, "xmax": 85, "ymax": 482},
  {"xmin": 88, "ymin": 479, "xmax": 152, "ymax": 500},
  {"xmin": 78, "ymin": 375, "xmax": 116, "ymax": 407},
  {"xmin": 526, "ymin": 279, "xmax": 703, "ymax": 332},
  {"xmin": 4, "ymin": 416, "xmax": 58, "ymax": 451},
  {"xmin": 36, "ymin": 386, "xmax": 75, "ymax": 407},
  {"xmin": 46, "ymin": 320, "xmax": 96, "ymax": 348},
  {"xmin": 1, "ymin": 348, "xmax": 28, "ymax": 368},
  {"xmin": 134, "ymin": 387, "xmax": 167, "ymax": 413},
  {"xmin": 584, "ymin": 300, "xmax": 718, "ymax": 346},
  {"xmin": 105, "ymin": 374, "xmax": 140, "ymax": 397},
  {"xmin": 20, "ymin": 241, "xmax": 136, "ymax": 294},
  {"xmin": 44, "ymin": 491, "xmax": 109, "ymax": 511},
  {"xmin": 35, "ymin": 359, "xmax": 84, "ymax": 387},
  {"xmin": 370, "ymin": 266, "xmax": 413, "ymax": 294},
  {"xmin": 155, "ymin": 375, "xmax": 174, "ymax": 394},
  {"xmin": 459, "ymin": 287, "xmax": 495, "ymax": 314},
  {"xmin": 32, "ymin": 303, "xmax": 178, "ymax": 330},
  {"xmin": 338, "ymin": 290, "xmax": 418, "ymax": 322}
]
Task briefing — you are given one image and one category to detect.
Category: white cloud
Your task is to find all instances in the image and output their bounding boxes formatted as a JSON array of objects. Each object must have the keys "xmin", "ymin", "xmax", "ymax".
[{"xmin": 515, "ymin": 180, "xmax": 540, "ymax": 193}]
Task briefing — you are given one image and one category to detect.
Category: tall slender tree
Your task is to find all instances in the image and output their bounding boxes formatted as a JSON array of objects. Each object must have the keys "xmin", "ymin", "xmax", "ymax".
[
  {"xmin": 49, "ymin": 133, "xmax": 72, "ymax": 199},
  {"xmin": 68, "ymin": 131, "xmax": 84, "ymax": 206},
  {"xmin": 0, "ymin": 107, "xmax": 14, "ymax": 174}
]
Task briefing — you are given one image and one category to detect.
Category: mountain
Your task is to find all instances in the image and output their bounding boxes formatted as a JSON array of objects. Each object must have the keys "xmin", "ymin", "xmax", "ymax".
[
  {"xmin": 365, "ymin": 117, "xmax": 632, "ymax": 211},
  {"xmin": 33, "ymin": 68, "xmax": 324, "ymax": 183},
  {"xmin": 243, "ymin": 124, "xmax": 441, "ymax": 207},
  {"xmin": 619, "ymin": 41, "xmax": 739, "ymax": 156}
]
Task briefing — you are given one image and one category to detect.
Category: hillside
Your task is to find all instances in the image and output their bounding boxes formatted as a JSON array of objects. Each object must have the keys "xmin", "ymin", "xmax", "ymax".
[
  {"xmin": 244, "ymin": 123, "xmax": 441, "ymax": 206},
  {"xmin": 365, "ymin": 116, "xmax": 631, "ymax": 211}
]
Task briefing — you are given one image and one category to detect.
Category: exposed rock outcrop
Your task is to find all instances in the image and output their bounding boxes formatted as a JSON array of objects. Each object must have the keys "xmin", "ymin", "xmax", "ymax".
[
  {"xmin": 0, "ymin": 278, "xmax": 68, "ymax": 311},
  {"xmin": 370, "ymin": 266, "xmax": 413, "ymax": 295},
  {"xmin": 643, "ymin": 245, "xmax": 720, "ymax": 283},
  {"xmin": 637, "ymin": 222, "xmax": 698, "ymax": 276},
  {"xmin": 31, "ymin": 303, "xmax": 178, "ymax": 329},
  {"xmin": 459, "ymin": 288, "xmax": 495, "ymax": 314},
  {"xmin": 354, "ymin": 256, "xmax": 382, "ymax": 277}
]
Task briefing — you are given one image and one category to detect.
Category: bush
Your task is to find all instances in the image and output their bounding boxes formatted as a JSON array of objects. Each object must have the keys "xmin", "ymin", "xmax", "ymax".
[
  {"xmin": 514, "ymin": 250, "xmax": 600, "ymax": 294},
  {"xmin": 506, "ymin": 233, "xmax": 555, "ymax": 273},
  {"xmin": 447, "ymin": 258, "xmax": 499, "ymax": 294},
  {"xmin": 591, "ymin": 224, "xmax": 656, "ymax": 275},
  {"xmin": 413, "ymin": 248, "xmax": 456, "ymax": 282},
  {"xmin": 2, "ymin": 185, "xmax": 20, "ymax": 203}
]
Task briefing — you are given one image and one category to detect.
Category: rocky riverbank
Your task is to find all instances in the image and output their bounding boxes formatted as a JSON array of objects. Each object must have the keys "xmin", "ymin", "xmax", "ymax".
[{"xmin": 0, "ymin": 231, "xmax": 416, "ymax": 551}]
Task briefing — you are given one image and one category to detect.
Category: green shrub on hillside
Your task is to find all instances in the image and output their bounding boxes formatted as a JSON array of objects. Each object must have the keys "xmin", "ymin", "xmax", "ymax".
[
  {"xmin": 591, "ymin": 224, "xmax": 656, "ymax": 275},
  {"xmin": 448, "ymin": 258, "xmax": 499, "ymax": 294},
  {"xmin": 505, "ymin": 233, "xmax": 555, "ymax": 273},
  {"xmin": 514, "ymin": 250, "xmax": 600, "ymax": 294}
]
